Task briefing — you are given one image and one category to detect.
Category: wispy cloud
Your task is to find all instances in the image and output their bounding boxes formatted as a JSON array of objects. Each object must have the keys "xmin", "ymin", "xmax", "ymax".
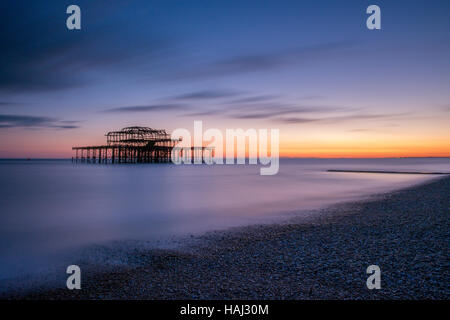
[
  {"xmin": 277, "ymin": 113, "xmax": 408, "ymax": 124},
  {"xmin": 347, "ymin": 129, "xmax": 371, "ymax": 132},
  {"xmin": 184, "ymin": 109, "xmax": 228, "ymax": 117},
  {"xmin": 169, "ymin": 89, "xmax": 241, "ymax": 101},
  {"xmin": 174, "ymin": 41, "xmax": 358, "ymax": 80},
  {"xmin": 102, "ymin": 104, "xmax": 189, "ymax": 113},
  {"xmin": 0, "ymin": 101, "xmax": 21, "ymax": 107},
  {"xmin": 277, "ymin": 117, "xmax": 319, "ymax": 124},
  {"xmin": 184, "ymin": 101, "xmax": 347, "ymax": 120},
  {"xmin": 0, "ymin": 2, "xmax": 173, "ymax": 93},
  {"xmin": 225, "ymin": 95, "xmax": 279, "ymax": 104},
  {"xmin": 228, "ymin": 105, "xmax": 336, "ymax": 119},
  {"xmin": 319, "ymin": 113, "xmax": 409, "ymax": 124},
  {"xmin": 0, "ymin": 114, "xmax": 80, "ymax": 129}
]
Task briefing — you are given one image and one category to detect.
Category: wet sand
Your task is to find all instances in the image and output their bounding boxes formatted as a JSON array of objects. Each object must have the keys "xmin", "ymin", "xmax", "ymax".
[{"xmin": 5, "ymin": 176, "xmax": 449, "ymax": 299}]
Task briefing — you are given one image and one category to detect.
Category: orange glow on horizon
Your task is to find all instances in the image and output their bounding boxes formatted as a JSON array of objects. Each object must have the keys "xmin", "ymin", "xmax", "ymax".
[{"xmin": 1, "ymin": 124, "xmax": 449, "ymax": 159}]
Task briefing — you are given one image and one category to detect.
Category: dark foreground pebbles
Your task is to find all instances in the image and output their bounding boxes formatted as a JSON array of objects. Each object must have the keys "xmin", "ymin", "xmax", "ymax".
[{"xmin": 6, "ymin": 176, "xmax": 450, "ymax": 299}]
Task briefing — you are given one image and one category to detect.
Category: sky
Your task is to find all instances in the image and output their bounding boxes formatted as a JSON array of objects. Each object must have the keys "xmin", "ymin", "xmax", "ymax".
[{"xmin": 0, "ymin": 0, "xmax": 449, "ymax": 158}]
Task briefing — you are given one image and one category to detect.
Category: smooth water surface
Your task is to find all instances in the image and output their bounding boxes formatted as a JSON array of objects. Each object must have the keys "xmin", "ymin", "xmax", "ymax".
[{"xmin": 0, "ymin": 158, "xmax": 449, "ymax": 281}]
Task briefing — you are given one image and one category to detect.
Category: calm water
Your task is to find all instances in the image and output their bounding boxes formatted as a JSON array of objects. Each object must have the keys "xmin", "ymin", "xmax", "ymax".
[{"xmin": 0, "ymin": 158, "xmax": 449, "ymax": 282}]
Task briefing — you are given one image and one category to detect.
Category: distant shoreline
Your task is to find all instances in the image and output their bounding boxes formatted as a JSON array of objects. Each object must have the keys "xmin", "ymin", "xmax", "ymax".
[
  {"xmin": 1, "ymin": 156, "xmax": 450, "ymax": 161},
  {"xmin": 6, "ymin": 175, "xmax": 449, "ymax": 300},
  {"xmin": 327, "ymin": 169, "xmax": 450, "ymax": 175}
]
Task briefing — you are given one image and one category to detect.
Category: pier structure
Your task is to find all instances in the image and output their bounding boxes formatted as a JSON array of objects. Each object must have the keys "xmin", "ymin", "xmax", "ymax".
[{"xmin": 72, "ymin": 126, "xmax": 213, "ymax": 164}]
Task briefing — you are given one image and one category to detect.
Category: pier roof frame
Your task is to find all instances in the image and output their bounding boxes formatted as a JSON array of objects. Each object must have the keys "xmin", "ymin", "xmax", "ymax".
[{"xmin": 106, "ymin": 126, "xmax": 173, "ymax": 146}]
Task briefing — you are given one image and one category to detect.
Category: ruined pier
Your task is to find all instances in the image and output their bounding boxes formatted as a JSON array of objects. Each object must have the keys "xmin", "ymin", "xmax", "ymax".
[{"xmin": 72, "ymin": 126, "xmax": 213, "ymax": 164}]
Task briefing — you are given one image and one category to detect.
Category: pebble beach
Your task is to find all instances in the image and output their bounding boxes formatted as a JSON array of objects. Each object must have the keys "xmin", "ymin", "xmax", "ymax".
[{"xmin": 5, "ymin": 176, "xmax": 449, "ymax": 300}]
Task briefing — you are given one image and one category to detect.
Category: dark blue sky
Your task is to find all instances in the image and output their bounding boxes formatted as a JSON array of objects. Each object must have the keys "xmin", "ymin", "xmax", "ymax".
[{"xmin": 0, "ymin": 0, "xmax": 449, "ymax": 157}]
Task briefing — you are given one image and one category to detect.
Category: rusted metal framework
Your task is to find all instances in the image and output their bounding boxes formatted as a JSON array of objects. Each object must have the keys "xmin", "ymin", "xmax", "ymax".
[
  {"xmin": 72, "ymin": 126, "xmax": 213, "ymax": 164},
  {"xmin": 106, "ymin": 126, "xmax": 173, "ymax": 147}
]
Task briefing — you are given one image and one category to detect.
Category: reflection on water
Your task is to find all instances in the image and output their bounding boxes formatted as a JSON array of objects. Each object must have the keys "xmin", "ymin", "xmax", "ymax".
[{"xmin": 0, "ymin": 158, "xmax": 448, "ymax": 279}]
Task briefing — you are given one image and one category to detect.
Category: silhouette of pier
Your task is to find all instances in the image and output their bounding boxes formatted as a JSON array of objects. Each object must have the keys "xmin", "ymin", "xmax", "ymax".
[{"xmin": 72, "ymin": 126, "xmax": 213, "ymax": 164}]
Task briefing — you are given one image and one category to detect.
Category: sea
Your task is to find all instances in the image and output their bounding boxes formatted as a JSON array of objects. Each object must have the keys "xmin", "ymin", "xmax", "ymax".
[{"xmin": 0, "ymin": 158, "xmax": 449, "ymax": 290}]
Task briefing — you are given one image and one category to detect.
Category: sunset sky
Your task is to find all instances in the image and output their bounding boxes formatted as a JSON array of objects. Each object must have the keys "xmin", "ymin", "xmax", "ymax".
[{"xmin": 0, "ymin": 0, "xmax": 449, "ymax": 158}]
